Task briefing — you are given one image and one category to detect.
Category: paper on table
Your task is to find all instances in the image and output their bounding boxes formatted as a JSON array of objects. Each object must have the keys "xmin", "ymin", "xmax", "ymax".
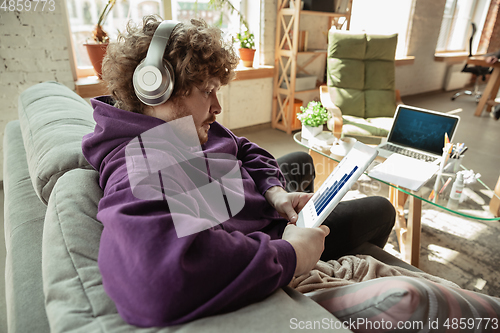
[{"xmin": 368, "ymin": 154, "xmax": 439, "ymax": 191}]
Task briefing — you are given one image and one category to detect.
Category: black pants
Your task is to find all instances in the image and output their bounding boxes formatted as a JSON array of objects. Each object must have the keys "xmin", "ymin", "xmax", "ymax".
[{"xmin": 276, "ymin": 151, "xmax": 396, "ymax": 261}]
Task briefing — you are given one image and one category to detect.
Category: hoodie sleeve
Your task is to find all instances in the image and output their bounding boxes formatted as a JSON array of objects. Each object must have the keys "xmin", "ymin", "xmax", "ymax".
[
  {"xmin": 96, "ymin": 172, "xmax": 296, "ymax": 328},
  {"xmin": 231, "ymin": 134, "xmax": 287, "ymax": 195}
]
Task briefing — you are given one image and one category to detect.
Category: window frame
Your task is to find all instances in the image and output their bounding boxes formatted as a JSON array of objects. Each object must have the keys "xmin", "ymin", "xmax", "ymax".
[
  {"xmin": 65, "ymin": 0, "xmax": 172, "ymax": 80},
  {"xmin": 435, "ymin": 0, "xmax": 490, "ymax": 55}
]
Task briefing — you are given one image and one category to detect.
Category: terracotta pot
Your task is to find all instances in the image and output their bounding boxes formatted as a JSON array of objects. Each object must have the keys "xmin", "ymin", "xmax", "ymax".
[
  {"xmin": 238, "ymin": 48, "xmax": 256, "ymax": 67},
  {"xmin": 84, "ymin": 43, "xmax": 108, "ymax": 79}
]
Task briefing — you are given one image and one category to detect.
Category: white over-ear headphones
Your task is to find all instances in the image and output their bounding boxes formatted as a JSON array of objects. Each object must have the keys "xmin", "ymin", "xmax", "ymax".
[{"xmin": 133, "ymin": 20, "xmax": 180, "ymax": 106}]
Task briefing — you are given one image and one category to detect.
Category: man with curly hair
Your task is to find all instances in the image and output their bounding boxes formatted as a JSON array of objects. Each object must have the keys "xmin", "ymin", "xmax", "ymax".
[{"xmin": 82, "ymin": 15, "xmax": 396, "ymax": 327}]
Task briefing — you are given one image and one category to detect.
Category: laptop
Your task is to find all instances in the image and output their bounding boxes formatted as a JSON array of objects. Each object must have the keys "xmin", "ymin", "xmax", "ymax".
[
  {"xmin": 376, "ymin": 105, "xmax": 460, "ymax": 164},
  {"xmin": 297, "ymin": 142, "xmax": 378, "ymax": 228}
]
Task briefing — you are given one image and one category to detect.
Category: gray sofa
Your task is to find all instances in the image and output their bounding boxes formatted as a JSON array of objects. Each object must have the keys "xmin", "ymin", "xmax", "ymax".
[{"xmin": 3, "ymin": 81, "xmax": 418, "ymax": 332}]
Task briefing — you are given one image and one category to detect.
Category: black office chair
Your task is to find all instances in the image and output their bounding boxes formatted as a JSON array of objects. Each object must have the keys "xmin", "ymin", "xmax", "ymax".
[{"xmin": 451, "ymin": 23, "xmax": 493, "ymax": 102}]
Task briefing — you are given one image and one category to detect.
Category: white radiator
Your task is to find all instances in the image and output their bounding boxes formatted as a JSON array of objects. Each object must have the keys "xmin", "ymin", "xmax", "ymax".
[{"xmin": 444, "ymin": 63, "xmax": 472, "ymax": 91}]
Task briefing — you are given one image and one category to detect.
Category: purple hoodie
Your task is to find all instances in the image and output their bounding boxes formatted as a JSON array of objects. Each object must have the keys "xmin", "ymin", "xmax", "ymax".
[{"xmin": 82, "ymin": 96, "xmax": 296, "ymax": 327}]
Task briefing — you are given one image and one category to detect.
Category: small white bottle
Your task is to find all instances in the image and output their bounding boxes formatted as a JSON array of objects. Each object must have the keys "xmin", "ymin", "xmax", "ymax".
[{"xmin": 447, "ymin": 172, "xmax": 464, "ymax": 210}]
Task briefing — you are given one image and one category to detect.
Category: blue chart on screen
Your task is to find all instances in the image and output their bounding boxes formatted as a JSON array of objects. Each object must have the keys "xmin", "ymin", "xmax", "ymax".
[{"xmin": 313, "ymin": 166, "xmax": 358, "ymax": 215}]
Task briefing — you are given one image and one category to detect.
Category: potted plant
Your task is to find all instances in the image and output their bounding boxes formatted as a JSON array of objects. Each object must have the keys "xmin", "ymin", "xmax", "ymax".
[
  {"xmin": 297, "ymin": 101, "xmax": 330, "ymax": 139},
  {"xmin": 84, "ymin": 0, "xmax": 116, "ymax": 79},
  {"xmin": 208, "ymin": 0, "xmax": 256, "ymax": 67},
  {"xmin": 236, "ymin": 30, "xmax": 255, "ymax": 67}
]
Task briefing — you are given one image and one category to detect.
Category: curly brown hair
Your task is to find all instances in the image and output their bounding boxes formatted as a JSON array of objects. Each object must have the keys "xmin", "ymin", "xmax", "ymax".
[{"xmin": 102, "ymin": 15, "xmax": 239, "ymax": 114}]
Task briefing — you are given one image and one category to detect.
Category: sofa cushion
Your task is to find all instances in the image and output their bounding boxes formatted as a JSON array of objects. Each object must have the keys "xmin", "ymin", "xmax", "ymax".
[
  {"xmin": 309, "ymin": 276, "xmax": 500, "ymax": 332},
  {"xmin": 17, "ymin": 81, "xmax": 96, "ymax": 205},
  {"xmin": 42, "ymin": 169, "xmax": 343, "ymax": 332},
  {"xmin": 3, "ymin": 120, "xmax": 50, "ymax": 333}
]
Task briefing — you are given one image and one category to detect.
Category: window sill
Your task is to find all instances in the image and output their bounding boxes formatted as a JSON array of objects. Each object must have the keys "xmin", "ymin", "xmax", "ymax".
[
  {"xmin": 434, "ymin": 52, "xmax": 470, "ymax": 63},
  {"xmin": 75, "ymin": 66, "xmax": 275, "ymax": 98},
  {"xmin": 395, "ymin": 56, "xmax": 415, "ymax": 66},
  {"xmin": 75, "ymin": 76, "xmax": 108, "ymax": 99}
]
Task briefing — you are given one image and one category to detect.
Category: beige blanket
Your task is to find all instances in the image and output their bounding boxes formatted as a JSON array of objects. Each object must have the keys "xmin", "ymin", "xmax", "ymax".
[{"xmin": 290, "ymin": 255, "xmax": 459, "ymax": 294}]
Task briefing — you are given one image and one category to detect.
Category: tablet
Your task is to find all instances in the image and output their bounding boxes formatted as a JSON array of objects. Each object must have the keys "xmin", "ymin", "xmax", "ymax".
[{"xmin": 296, "ymin": 141, "xmax": 378, "ymax": 228}]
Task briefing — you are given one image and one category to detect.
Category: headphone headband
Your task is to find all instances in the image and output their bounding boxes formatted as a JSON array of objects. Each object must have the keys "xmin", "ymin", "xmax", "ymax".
[{"xmin": 144, "ymin": 21, "xmax": 179, "ymax": 68}]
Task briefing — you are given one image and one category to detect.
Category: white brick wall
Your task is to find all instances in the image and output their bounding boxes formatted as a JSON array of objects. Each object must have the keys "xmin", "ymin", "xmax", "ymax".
[{"xmin": 0, "ymin": 0, "xmax": 74, "ymax": 182}]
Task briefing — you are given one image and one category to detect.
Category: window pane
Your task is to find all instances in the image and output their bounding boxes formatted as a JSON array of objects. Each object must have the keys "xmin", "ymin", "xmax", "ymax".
[
  {"xmin": 436, "ymin": 0, "xmax": 478, "ymax": 52},
  {"xmin": 350, "ymin": 0, "xmax": 413, "ymax": 58},
  {"xmin": 448, "ymin": 0, "xmax": 476, "ymax": 51},
  {"xmin": 171, "ymin": 0, "xmax": 240, "ymax": 35},
  {"xmin": 67, "ymin": 0, "xmax": 163, "ymax": 70}
]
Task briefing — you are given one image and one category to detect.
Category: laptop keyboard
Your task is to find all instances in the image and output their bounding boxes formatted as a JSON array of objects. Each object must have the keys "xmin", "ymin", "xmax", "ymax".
[{"xmin": 380, "ymin": 144, "xmax": 438, "ymax": 162}]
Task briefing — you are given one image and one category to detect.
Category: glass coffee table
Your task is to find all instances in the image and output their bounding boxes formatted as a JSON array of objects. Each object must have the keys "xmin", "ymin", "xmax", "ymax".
[{"xmin": 294, "ymin": 132, "xmax": 500, "ymax": 267}]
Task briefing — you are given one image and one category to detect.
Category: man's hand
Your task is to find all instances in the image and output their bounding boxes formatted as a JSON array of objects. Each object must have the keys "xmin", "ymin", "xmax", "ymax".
[
  {"xmin": 282, "ymin": 224, "xmax": 330, "ymax": 276},
  {"xmin": 264, "ymin": 186, "xmax": 313, "ymax": 223},
  {"xmin": 485, "ymin": 56, "xmax": 499, "ymax": 65}
]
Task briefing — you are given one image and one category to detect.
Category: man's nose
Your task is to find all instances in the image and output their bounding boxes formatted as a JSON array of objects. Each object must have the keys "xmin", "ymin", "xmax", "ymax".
[{"xmin": 211, "ymin": 94, "xmax": 222, "ymax": 114}]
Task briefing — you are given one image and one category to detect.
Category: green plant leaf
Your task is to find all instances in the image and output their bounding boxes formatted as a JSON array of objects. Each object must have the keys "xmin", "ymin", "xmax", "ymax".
[{"xmin": 296, "ymin": 101, "xmax": 330, "ymax": 127}]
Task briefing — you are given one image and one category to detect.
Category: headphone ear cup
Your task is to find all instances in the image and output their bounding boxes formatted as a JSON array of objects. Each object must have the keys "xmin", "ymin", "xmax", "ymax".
[{"xmin": 133, "ymin": 59, "xmax": 175, "ymax": 106}]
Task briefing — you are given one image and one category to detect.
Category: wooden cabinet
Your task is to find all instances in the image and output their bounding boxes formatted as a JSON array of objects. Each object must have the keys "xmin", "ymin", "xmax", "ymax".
[{"xmin": 272, "ymin": 0, "xmax": 353, "ymax": 134}]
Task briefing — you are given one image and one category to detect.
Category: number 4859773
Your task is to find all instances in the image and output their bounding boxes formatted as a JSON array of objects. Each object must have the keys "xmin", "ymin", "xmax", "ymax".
[{"xmin": 1, "ymin": 0, "xmax": 56, "ymax": 11}]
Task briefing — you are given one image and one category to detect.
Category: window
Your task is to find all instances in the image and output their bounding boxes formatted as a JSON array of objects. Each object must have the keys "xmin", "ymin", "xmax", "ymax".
[
  {"xmin": 66, "ymin": 0, "xmax": 164, "ymax": 78},
  {"xmin": 170, "ymin": 0, "xmax": 258, "ymax": 55},
  {"xmin": 436, "ymin": 0, "xmax": 491, "ymax": 53},
  {"xmin": 66, "ymin": 0, "xmax": 259, "ymax": 79},
  {"xmin": 350, "ymin": 0, "xmax": 414, "ymax": 58}
]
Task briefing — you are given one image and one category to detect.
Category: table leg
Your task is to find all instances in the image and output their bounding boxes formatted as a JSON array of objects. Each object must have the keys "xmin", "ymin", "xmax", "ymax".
[
  {"xmin": 388, "ymin": 188, "xmax": 422, "ymax": 267},
  {"xmin": 475, "ymin": 69, "xmax": 500, "ymax": 117},
  {"xmin": 406, "ymin": 196, "xmax": 422, "ymax": 267},
  {"xmin": 389, "ymin": 187, "xmax": 407, "ymax": 251}
]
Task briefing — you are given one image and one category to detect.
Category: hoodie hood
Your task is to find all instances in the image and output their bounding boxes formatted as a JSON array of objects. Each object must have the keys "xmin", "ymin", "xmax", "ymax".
[{"xmin": 82, "ymin": 96, "xmax": 166, "ymax": 174}]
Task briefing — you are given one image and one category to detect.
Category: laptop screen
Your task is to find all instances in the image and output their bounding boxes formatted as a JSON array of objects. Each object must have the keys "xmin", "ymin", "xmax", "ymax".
[{"xmin": 387, "ymin": 106, "xmax": 460, "ymax": 155}]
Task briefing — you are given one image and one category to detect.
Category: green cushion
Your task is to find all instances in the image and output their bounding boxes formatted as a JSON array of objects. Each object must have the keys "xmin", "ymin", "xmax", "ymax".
[
  {"xmin": 328, "ymin": 31, "xmax": 366, "ymax": 60},
  {"xmin": 365, "ymin": 60, "xmax": 395, "ymax": 90},
  {"xmin": 327, "ymin": 58, "xmax": 364, "ymax": 90},
  {"xmin": 365, "ymin": 34, "xmax": 398, "ymax": 60},
  {"xmin": 327, "ymin": 29, "xmax": 397, "ymax": 121},
  {"xmin": 328, "ymin": 87, "xmax": 365, "ymax": 118},
  {"xmin": 365, "ymin": 90, "xmax": 397, "ymax": 118}
]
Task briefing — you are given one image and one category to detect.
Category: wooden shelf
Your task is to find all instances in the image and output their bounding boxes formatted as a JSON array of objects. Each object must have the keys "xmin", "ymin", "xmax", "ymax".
[{"xmin": 272, "ymin": 0, "xmax": 353, "ymax": 134}]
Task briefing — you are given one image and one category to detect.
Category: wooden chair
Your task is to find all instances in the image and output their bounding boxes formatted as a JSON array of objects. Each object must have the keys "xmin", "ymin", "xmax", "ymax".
[{"xmin": 320, "ymin": 29, "xmax": 402, "ymax": 143}]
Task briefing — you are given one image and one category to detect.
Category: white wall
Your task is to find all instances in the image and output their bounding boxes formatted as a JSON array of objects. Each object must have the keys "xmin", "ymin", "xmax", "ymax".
[{"xmin": 0, "ymin": 0, "xmax": 75, "ymax": 181}]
